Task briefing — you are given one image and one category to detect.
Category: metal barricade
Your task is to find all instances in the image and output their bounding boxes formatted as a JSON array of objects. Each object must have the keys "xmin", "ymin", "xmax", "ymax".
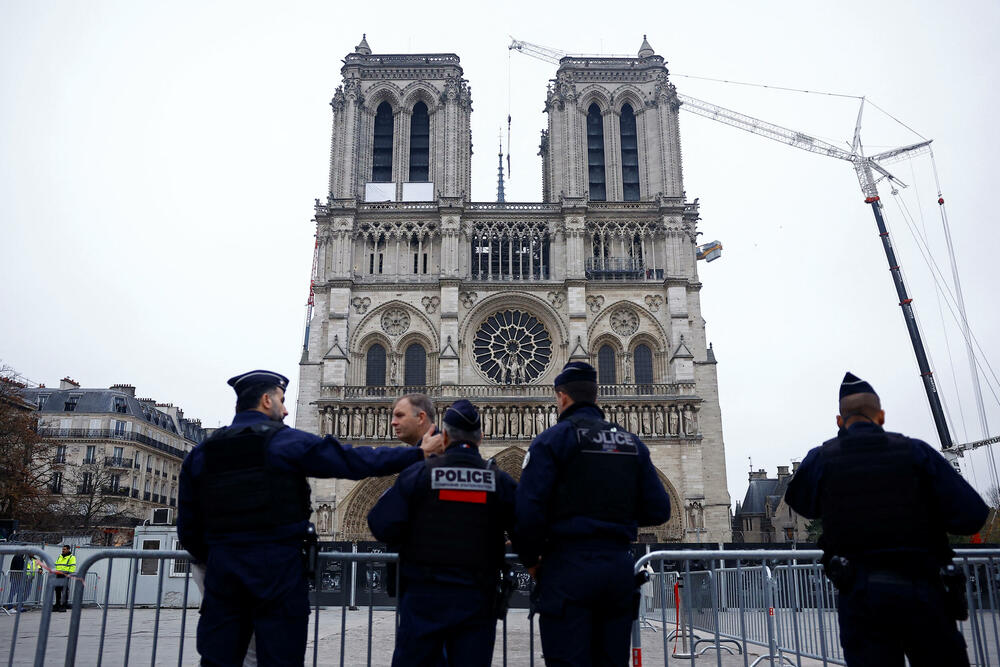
[
  {"xmin": 0, "ymin": 546, "xmax": 57, "ymax": 667},
  {"xmin": 633, "ymin": 549, "xmax": 1000, "ymax": 667},
  {"xmin": 54, "ymin": 549, "xmax": 539, "ymax": 667}
]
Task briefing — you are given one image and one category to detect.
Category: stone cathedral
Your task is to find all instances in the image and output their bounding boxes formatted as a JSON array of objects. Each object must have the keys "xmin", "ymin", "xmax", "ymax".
[{"xmin": 295, "ymin": 36, "xmax": 732, "ymax": 543}]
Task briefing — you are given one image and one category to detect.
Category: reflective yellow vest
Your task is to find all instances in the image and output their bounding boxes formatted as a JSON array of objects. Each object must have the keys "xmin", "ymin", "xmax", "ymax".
[
  {"xmin": 55, "ymin": 553, "xmax": 76, "ymax": 574},
  {"xmin": 26, "ymin": 558, "xmax": 40, "ymax": 575}
]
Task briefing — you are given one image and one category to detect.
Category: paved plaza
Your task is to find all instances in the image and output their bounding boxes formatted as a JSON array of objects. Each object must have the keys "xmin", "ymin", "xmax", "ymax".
[{"xmin": 1, "ymin": 606, "xmax": 843, "ymax": 666}]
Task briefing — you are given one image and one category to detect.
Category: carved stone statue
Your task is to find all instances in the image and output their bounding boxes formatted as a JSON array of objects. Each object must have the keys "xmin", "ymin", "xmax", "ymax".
[
  {"xmin": 668, "ymin": 406, "xmax": 680, "ymax": 435},
  {"xmin": 338, "ymin": 408, "xmax": 349, "ymax": 437},
  {"xmin": 547, "ymin": 405, "xmax": 558, "ymax": 428},
  {"xmin": 352, "ymin": 407, "xmax": 363, "ymax": 437},
  {"xmin": 508, "ymin": 406, "xmax": 520, "ymax": 438},
  {"xmin": 535, "ymin": 406, "xmax": 546, "ymax": 435},
  {"xmin": 495, "ymin": 407, "xmax": 506, "ymax": 437},
  {"xmin": 654, "ymin": 407, "xmax": 665, "ymax": 435},
  {"xmin": 683, "ymin": 405, "xmax": 698, "ymax": 435},
  {"xmin": 482, "ymin": 406, "xmax": 493, "ymax": 438},
  {"xmin": 641, "ymin": 405, "xmax": 652, "ymax": 436},
  {"xmin": 377, "ymin": 407, "xmax": 388, "ymax": 438},
  {"xmin": 627, "ymin": 405, "xmax": 640, "ymax": 433},
  {"xmin": 365, "ymin": 408, "xmax": 375, "ymax": 437}
]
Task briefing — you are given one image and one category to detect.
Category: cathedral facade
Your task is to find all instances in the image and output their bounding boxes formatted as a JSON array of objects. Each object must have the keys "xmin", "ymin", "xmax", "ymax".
[{"xmin": 295, "ymin": 36, "xmax": 731, "ymax": 543}]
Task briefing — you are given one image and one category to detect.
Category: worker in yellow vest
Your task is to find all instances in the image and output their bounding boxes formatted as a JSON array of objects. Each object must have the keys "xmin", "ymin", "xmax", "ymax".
[
  {"xmin": 24, "ymin": 556, "xmax": 40, "ymax": 609},
  {"xmin": 53, "ymin": 545, "xmax": 76, "ymax": 612}
]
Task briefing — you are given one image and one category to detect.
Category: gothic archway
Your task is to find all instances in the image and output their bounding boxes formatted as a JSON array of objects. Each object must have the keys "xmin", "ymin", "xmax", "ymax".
[{"xmin": 338, "ymin": 475, "xmax": 398, "ymax": 541}]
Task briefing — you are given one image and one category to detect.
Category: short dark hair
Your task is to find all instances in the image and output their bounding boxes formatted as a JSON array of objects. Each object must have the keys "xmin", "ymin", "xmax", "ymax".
[
  {"xmin": 555, "ymin": 380, "xmax": 598, "ymax": 405},
  {"xmin": 394, "ymin": 393, "xmax": 436, "ymax": 422},
  {"xmin": 236, "ymin": 384, "xmax": 282, "ymax": 413},
  {"xmin": 839, "ymin": 393, "xmax": 881, "ymax": 421}
]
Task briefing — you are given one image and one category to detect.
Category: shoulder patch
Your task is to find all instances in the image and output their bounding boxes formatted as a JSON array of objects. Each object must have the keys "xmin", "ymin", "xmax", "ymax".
[{"xmin": 430, "ymin": 466, "xmax": 496, "ymax": 492}]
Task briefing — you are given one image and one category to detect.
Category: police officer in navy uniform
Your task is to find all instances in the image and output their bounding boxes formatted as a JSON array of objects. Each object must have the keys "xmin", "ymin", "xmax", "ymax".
[
  {"xmin": 515, "ymin": 361, "xmax": 671, "ymax": 666},
  {"xmin": 785, "ymin": 372, "xmax": 988, "ymax": 667},
  {"xmin": 368, "ymin": 399, "xmax": 517, "ymax": 667},
  {"xmin": 178, "ymin": 370, "xmax": 444, "ymax": 666}
]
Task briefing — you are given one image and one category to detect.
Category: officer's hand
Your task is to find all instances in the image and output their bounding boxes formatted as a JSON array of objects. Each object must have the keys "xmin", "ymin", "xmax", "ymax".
[{"xmin": 419, "ymin": 425, "xmax": 446, "ymax": 458}]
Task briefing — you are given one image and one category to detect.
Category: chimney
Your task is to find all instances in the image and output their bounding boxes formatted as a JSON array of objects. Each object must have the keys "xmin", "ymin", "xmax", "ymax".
[
  {"xmin": 60, "ymin": 377, "xmax": 80, "ymax": 390},
  {"xmin": 777, "ymin": 465, "xmax": 790, "ymax": 480},
  {"xmin": 749, "ymin": 468, "xmax": 769, "ymax": 481},
  {"xmin": 792, "ymin": 460, "xmax": 801, "ymax": 473},
  {"xmin": 111, "ymin": 384, "xmax": 136, "ymax": 397}
]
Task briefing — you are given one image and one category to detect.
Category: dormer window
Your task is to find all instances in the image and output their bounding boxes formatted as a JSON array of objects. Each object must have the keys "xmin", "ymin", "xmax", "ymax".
[
  {"xmin": 114, "ymin": 396, "xmax": 127, "ymax": 413},
  {"xmin": 64, "ymin": 395, "xmax": 80, "ymax": 412}
]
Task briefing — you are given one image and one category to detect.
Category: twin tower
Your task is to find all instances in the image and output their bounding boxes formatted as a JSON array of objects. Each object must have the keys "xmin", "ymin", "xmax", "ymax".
[{"xmin": 296, "ymin": 36, "xmax": 731, "ymax": 544}]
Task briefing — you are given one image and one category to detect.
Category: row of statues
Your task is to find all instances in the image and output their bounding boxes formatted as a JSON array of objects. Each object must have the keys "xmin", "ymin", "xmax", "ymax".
[{"xmin": 319, "ymin": 402, "xmax": 700, "ymax": 440}]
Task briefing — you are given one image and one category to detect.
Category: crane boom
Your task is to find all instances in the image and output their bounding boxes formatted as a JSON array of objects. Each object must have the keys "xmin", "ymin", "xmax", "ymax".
[{"xmin": 509, "ymin": 36, "xmax": 955, "ymax": 449}]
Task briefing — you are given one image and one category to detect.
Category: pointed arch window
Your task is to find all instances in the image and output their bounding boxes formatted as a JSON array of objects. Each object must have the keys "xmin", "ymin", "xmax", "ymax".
[
  {"xmin": 404, "ymin": 343, "xmax": 427, "ymax": 387},
  {"xmin": 586, "ymin": 103, "xmax": 606, "ymax": 201},
  {"xmin": 372, "ymin": 102, "xmax": 394, "ymax": 182},
  {"xmin": 620, "ymin": 104, "xmax": 640, "ymax": 201},
  {"xmin": 409, "ymin": 101, "xmax": 430, "ymax": 182},
  {"xmin": 366, "ymin": 343, "xmax": 387, "ymax": 386},
  {"xmin": 598, "ymin": 344, "xmax": 617, "ymax": 385},
  {"xmin": 634, "ymin": 344, "xmax": 654, "ymax": 386}
]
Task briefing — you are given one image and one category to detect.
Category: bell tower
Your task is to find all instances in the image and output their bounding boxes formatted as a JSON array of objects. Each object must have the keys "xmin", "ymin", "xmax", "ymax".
[
  {"xmin": 540, "ymin": 36, "xmax": 683, "ymax": 202},
  {"xmin": 327, "ymin": 35, "xmax": 472, "ymax": 202}
]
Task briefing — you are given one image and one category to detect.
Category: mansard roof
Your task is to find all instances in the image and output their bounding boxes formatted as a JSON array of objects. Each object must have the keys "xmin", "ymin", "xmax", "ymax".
[{"xmin": 19, "ymin": 387, "xmax": 206, "ymax": 444}]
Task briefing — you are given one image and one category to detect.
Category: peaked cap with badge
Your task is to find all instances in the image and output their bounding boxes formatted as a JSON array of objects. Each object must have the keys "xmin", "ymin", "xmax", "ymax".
[
  {"xmin": 554, "ymin": 361, "xmax": 597, "ymax": 386},
  {"xmin": 444, "ymin": 399, "xmax": 481, "ymax": 430},
  {"xmin": 227, "ymin": 370, "xmax": 290, "ymax": 404}
]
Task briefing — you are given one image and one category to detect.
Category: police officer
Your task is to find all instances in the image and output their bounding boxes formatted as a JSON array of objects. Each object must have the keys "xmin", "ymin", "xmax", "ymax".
[
  {"xmin": 391, "ymin": 393, "xmax": 437, "ymax": 447},
  {"xmin": 178, "ymin": 370, "xmax": 444, "ymax": 666},
  {"xmin": 515, "ymin": 361, "xmax": 671, "ymax": 666},
  {"xmin": 368, "ymin": 399, "xmax": 517, "ymax": 667},
  {"xmin": 52, "ymin": 545, "xmax": 76, "ymax": 612},
  {"xmin": 785, "ymin": 372, "xmax": 988, "ymax": 667}
]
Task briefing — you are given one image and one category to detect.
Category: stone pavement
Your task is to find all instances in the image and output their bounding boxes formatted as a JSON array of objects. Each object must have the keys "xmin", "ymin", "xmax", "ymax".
[{"xmin": 1, "ymin": 606, "xmax": 834, "ymax": 666}]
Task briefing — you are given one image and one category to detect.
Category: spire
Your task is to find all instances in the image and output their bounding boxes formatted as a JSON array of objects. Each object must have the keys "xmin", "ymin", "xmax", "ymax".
[
  {"xmin": 496, "ymin": 136, "xmax": 506, "ymax": 203},
  {"xmin": 638, "ymin": 34, "xmax": 654, "ymax": 58},
  {"xmin": 355, "ymin": 34, "xmax": 371, "ymax": 55}
]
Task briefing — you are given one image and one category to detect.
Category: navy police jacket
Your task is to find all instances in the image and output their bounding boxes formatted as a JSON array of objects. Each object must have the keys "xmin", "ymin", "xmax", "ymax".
[
  {"xmin": 178, "ymin": 410, "xmax": 423, "ymax": 563},
  {"xmin": 368, "ymin": 442, "xmax": 517, "ymax": 587},
  {"xmin": 786, "ymin": 421, "xmax": 988, "ymax": 562},
  {"xmin": 515, "ymin": 403, "xmax": 672, "ymax": 568}
]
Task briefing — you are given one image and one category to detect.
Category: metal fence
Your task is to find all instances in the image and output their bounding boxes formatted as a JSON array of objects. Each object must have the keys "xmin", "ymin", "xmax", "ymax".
[
  {"xmin": 4, "ymin": 546, "xmax": 1000, "ymax": 666},
  {"xmin": 632, "ymin": 549, "xmax": 1000, "ymax": 667}
]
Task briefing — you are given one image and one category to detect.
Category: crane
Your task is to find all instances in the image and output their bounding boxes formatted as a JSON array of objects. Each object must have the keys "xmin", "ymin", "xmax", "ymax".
[{"xmin": 509, "ymin": 37, "xmax": 966, "ymax": 452}]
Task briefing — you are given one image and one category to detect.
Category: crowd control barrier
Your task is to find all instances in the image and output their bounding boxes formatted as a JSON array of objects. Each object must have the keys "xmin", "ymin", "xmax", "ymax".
[
  {"xmin": 631, "ymin": 549, "xmax": 1000, "ymax": 667},
  {"xmin": 4, "ymin": 546, "xmax": 1000, "ymax": 666},
  {"xmin": 0, "ymin": 546, "xmax": 57, "ymax": 667}
]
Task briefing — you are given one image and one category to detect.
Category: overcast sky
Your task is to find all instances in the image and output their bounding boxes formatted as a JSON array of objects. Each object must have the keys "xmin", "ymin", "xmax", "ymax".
[{"xmin": 2, "ymin": 0, "xmax": 998, "ymax": 508}]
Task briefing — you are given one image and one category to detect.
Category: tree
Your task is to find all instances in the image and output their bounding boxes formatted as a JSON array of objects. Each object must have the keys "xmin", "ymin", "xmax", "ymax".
[
  {"xmin": 806, "ymin": 518, "xmax": 823, "ymax": 543},
  {"xmin": 56, "ymin": 459, "xmax": 134, "ymax": 529},
  {"xmin": 0, "ymin": 364, "xmax": 53, "ymax": 527}
]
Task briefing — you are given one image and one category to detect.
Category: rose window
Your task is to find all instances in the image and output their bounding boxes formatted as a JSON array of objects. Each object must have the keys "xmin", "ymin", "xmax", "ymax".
[{"xmin": 473, "ymin": 310, "xmax": 552, "ymax": 384}]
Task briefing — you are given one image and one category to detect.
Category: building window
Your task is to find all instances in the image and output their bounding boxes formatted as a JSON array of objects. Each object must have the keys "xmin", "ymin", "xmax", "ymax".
[
  {"xmin": 620, "ymin": 104, "xmax": 640, "ymax": 201},
  {"xmin": 50, "ymin": 471, "xmax": 63, "ymax": 494},
  {"xmin": 634, "ymin": 344, "xmax": 654, "ymax": 385},
  {"xmin": 64, "ymin": 395, "xmax": 79, "ymax": 412},
  {"xmin": 470, "ymin": 222, "xmax": 551, "ymax": 280},
  {"xmin": 586, "ymin": 103, "xmax": 606, "ymax": 201},
  {"xmin": 473, "ymin": 310, "xmax": 553, "ymax": 384},
  {"xmin": 114, "ymin": 396, "xmax": 127, "ymax": 413},
  {"xmin": 404, "ymin": 343, "xmax": 427, "ymax": 387},
  {"xmin": 84, "ymin": 445, "xmax": 96, "ymax": 464},
  {"xmin": 598, "ymin": 345, "xmax": 617, "ymax": 384},
  {"xmin": 366, "ymin": 343, "xmax": 387, "ymax": 387},
  {"xmin": 37, "ymin": 394, "xmax": 49, "ymax": 409},
  {"xmin": 79, "ymin": 472, "xmax": 94, "ymax": 494},
  {"xmin": 114, "ymin": 420, "xmax": 127, "ymax": 436},
  {"xmin": 409, "ymin": 101, "xmax": 430, "ymax": 182},
  {"xmin": 371, "ymin": 102, "xmax": 394, "ymax": 182},
  {"xmin": 171, "ymin": 539, "xmax": 191, "ymax": 576},
  {"xmin": 54, "ymin": 445, "xmax": 66, "ymax": 464}
]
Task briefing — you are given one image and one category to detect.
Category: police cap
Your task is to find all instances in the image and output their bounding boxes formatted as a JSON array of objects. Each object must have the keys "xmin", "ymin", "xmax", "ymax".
[
  {"xmin": 227, "ymin": 370, "xmax": 289, "ymax": 403},
  {"xmin": 554, "ymin": 361, "xmax": 597, "ymax": 387},
  {"xmin": 839, "ymin": 372, "xmax": 878, "ymax": 400},
  {"xmin": 443, "ymin": 399, "xmax": 481, "ymax": 430}
]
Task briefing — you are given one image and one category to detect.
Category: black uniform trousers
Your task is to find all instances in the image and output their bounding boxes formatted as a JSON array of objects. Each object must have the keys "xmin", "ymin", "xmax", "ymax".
[
  {"xmin": 532, "ymin": 545, "xmax": 636, "ymax": 667},
  {"xmin": 837, "ymin": 568, "xmax": 969, "ymax": 667},
  {"xmin": 393, "ymin": 579, "xmax": 496, "ymax": 667},
  {"xmin": 197, "ymin": 542, "xmax": 308, "ymax": 666}
]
